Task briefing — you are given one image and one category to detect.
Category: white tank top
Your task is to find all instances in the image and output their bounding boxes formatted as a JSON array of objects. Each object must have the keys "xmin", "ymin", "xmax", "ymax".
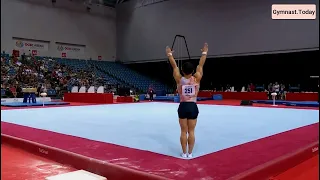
[{"xmin": 178, "ymin": 76, "xmax": 199, "ymax": 102}]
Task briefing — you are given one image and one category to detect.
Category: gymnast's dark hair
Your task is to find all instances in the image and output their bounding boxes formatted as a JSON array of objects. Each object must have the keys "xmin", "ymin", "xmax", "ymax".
[{"xmin": 182, "ymin": 62, "xmax": 194, "ymax": 75}]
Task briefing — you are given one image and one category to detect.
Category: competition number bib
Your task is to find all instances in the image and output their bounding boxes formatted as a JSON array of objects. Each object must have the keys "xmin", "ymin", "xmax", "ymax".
[{"xmin": 182, "ymin": 85, "xmax": 196, "ymax": 96}]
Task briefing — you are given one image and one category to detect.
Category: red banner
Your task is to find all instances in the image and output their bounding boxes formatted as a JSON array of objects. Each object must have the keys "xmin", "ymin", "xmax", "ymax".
[
  {"xmin": 32, "ymin": 50, "xmax": 37, "ymax": 56},
  {"xmin": 62, "ymin": 52, "xmax": 66, "ymax": 58},
  {"xmin": 98, "ymin": 56, "xmax": 102, "ymax": 60},
  {"xmin": 12, "ymin": 50, "xmax": 19, "ymax": 57}
]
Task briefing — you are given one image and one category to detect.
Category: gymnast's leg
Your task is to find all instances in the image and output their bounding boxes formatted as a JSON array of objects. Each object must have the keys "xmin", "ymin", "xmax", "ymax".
[
  {"xmin": 179, "ymin": 118, "xmax": 188, "ymax": 157},
  {"xmin": 187, "ymin": 119, "xmax": 197, "ymax": 158}
]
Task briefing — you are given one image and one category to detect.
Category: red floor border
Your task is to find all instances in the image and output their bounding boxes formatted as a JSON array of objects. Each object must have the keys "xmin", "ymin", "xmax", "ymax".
[
  {"xmin": 229, "ymin": 141, "xmax": 319, "ymax": 180},
  {"xmin": 1, "ymin": 134, "xmax": 169, "ymax": 180},
  {"xmin": 1, "ymin": 121, "xmax": 318, "ymax": 180}
]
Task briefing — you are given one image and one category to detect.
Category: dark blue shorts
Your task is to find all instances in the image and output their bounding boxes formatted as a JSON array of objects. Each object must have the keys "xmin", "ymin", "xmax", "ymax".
[{"xmin": 178, "ymin": 102, "xmax": 199, "ymax": 119}]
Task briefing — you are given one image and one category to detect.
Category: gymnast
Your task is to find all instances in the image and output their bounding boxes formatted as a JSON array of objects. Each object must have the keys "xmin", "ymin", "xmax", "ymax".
[{"xmin": 166, "ymin": 43, "xmax": 208, "ymax": 158}]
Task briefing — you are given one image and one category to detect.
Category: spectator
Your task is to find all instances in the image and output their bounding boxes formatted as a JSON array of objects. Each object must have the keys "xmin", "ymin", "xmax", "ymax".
[
  {"xmin": 148, "ymin": 86, "xmax": 154, "ymax": 101},
  {"xmin": 273, "ymin": 82, "xmax": 280, "ymax": 99},
  {"xmin": 280, "ymin": 84, "xmax": 285, "ymax": 100},
  {"xmin": 249, "ymin": 83, "xmax": 255, "ymax": 92}
]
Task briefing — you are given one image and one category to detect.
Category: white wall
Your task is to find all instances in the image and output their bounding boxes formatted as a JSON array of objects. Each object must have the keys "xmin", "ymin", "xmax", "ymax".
[{"xmin": 1, "ymin": 0, "xmax": 116, "ymax": 61}]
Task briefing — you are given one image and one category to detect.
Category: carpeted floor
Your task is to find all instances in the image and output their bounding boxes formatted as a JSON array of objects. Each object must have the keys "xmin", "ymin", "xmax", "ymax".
[
  {"xmin": 1, "ymin": 121, "xmax": 318, "ymax": 180},
  {"xmin": 1, "ymin": 100, "xmax": 318, "ymax": 179},
  {"xmin": 2, "ymin": 100, "xmax": 318, "ymax": 110},
  {"xmin": 2, "ymin": 103, "xmax": 318, "ymax": 159}
]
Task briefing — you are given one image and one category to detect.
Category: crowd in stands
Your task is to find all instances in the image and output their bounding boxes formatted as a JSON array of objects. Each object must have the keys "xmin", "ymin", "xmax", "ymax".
[{"xmin": 1, "ymin": 52, "xmax": 104, "ymax": 98}]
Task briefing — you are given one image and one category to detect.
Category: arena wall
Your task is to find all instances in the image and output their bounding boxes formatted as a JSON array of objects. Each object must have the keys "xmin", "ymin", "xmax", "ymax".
[
  {"xmin": 116, "ymin": 0, "xmax": 319, "ymax": 63},
  {"xmin": 1, "ymin": 0, "xmax": 116, "ymax": 61}
]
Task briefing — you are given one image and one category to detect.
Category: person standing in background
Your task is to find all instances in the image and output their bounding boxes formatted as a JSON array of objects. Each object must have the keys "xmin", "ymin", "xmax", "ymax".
[
  {"xmin": 273, "ymin": 82, "xmax": 280, "ymax": 99},
  {"xmin": 249, "ymin": 83, "xmax": 255, "ymax": 92},
  {"xmin": 148, "ymin": 85, "xmax": 154, "ymax": 101},
  {"xmin": 267, "ymin": 83, "xmax": 273, "ymax": 99},
  {"xmin": 280, "ymin": 83, "xmax": 285, "ymax": 100}
]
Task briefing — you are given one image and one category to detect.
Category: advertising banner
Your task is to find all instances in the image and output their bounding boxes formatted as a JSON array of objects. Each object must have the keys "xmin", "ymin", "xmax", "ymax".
[
  {"xmin": 56, "ymin": 43, "xmax": 85, "ymax": 54},
  {"xmin": 13, "ymin": 39, "xmax": 49, "ymax": 51}
]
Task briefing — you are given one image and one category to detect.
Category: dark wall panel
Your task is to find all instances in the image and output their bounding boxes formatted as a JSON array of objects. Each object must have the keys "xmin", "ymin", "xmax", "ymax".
[
  {"xmin": 126, "ymin": 50, "xmax": 319, "ymax": 91},
  {"xmin": 117, "ymin": 0, "xmax": 319, "ymax": 62}
]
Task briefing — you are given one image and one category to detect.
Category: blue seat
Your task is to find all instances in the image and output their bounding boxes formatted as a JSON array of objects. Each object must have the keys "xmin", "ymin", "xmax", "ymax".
[
  {"xmin": 1, "ymin": 89, "xmax": 6, "ymax": 96},
  {"xmin": 47, "ymin": 89, "xmax": 56, "ymax": 96}
]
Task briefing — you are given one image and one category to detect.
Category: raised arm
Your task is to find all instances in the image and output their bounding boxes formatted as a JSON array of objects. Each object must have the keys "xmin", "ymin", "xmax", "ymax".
[
  {"xmin": 166, "ymin": 46, "xmax": 182, "ymax": 83},
  {"xmin": 194, "ymin": 43, "xmax": 208, "ymax": 81}
]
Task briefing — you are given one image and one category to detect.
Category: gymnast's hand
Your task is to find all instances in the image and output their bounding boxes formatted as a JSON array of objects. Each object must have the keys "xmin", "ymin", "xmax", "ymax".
[
  {"xmin": 166, "ymin": 46, "xmax": 173, "ymax": 56},
  {"xmin": 201, "ymin": 43, "xmax": 208, "ymax": 53}
]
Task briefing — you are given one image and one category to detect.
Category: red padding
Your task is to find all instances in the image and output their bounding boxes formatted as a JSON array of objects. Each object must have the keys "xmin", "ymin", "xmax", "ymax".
[
  {"xmin": 64, "ymin": 93, "xmax": 113, "ymax": 104},
  {"xmin": 117, "ymin": 96, "xmax": 133, "ymax": 102},
  {"xmin": 286, "ymin": 93, "xmax": 319, "ymax": 101},
  {"xmin": 229, "ymin": 141, "xmax": 319, "ymax": 180},
  {"xmin": 1, "ymin": 134, "xmax": 169, "ymax": 180}
]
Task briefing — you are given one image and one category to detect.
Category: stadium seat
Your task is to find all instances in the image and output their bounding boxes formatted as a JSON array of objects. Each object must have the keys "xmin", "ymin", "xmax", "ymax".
[
  {"xmin": 87, "ymin": 86, "xmax": 95, "ymax": 93},
  {"xmin": 79, "ymin": 86, "xmax": 86, "ymax": 93},
  {"xmin": 71, "ymin": 86, "xmax": 79, "ymax": 93},
  {"xmin": 47, "ymin": 89, "xmax": 57, "ymax": 96},
  {"xmin": 97, "ymin": 86, "xmax": 104, "ymax": 93}
]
